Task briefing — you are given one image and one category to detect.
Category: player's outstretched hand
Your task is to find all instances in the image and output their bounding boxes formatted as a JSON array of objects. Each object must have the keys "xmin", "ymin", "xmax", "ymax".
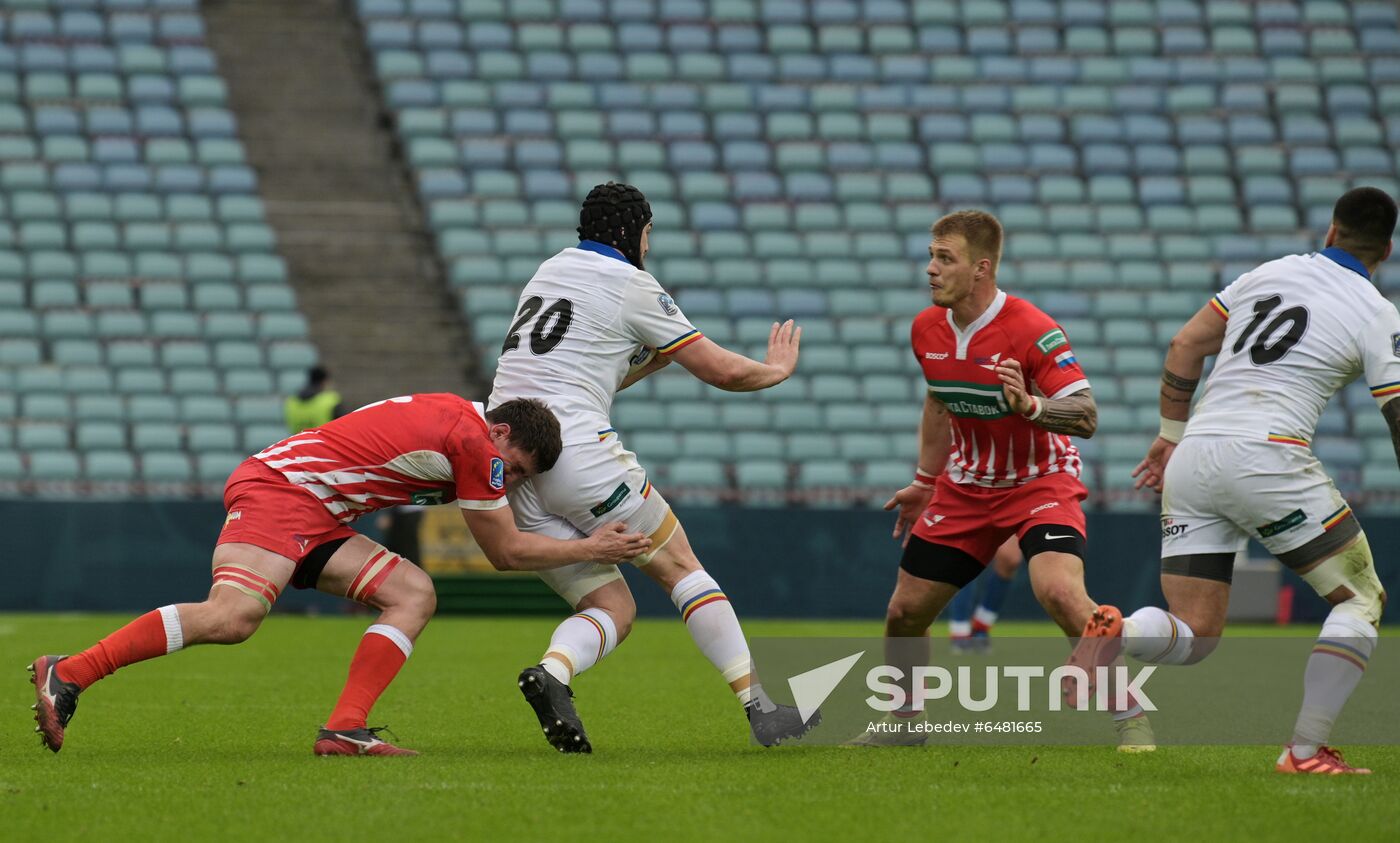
[
  {"xmin": 1131, "ymin": 436, "xmax": 1177, "ymax": 493},
  {"xmin": 588, "ymin": 522, "xmax": 652, "ymax": 563},
  {"xmin": 884, "ymin": 483, "xmax": 935, "ymax": 546},
  {"xmin": 764, "ymin": 319, "xmax": 802, "ymax": 378},
  {"xmin": 994, "ymin": 358, "xmax": 1036, "ymax": 416}
]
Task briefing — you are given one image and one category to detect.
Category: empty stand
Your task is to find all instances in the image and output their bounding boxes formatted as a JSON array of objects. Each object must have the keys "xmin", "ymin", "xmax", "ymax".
[{"xmin": 358, "ymin": 0, "xmax": 1400, "ymax": 510}]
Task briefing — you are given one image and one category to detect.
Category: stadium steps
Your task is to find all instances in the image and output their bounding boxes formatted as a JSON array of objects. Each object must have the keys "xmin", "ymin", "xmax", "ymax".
[{"xmin": 202, "ymin": 0, "xmax": 481, "ymax": 407}]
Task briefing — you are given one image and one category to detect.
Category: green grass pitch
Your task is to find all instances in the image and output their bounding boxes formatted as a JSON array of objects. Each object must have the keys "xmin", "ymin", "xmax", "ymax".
[{"xmin": 3, "ymin": 614, "xmax": 1398, "ymax": 842}]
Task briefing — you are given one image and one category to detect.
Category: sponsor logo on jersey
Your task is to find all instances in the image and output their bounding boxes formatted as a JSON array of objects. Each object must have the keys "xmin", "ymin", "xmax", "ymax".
[
  {"xmin": 1035, "ymin": 329, "xmax": 1069, "ymax": 353},
  {"xmin": 924, "ymin": 351, "xmax": 949, "ymax": 360},
  {"xmin": 1257, "ymin": 508, "xmax": 1306, "ymax": 538},
  {"xmin": 629, "ymin": 345, "xmax": 656, "ymax": 366},
  {"xmin": 975, "ymin": 352, "xmax": 1003, "ymax": 370},
  {"xmin": 1161, "ymin": 517, "xmax": 1188, "ymax": 538},
  {"xmin": 1054, "ymin": 349, "xmax": 1077, "ymax": 369},
  {"xmin": 922, "ymin": 513, "xmax": 945, "ymax": 528},
  {"xmin": 927, "ymin": 379, "xmax": 1010, "ymax": 419},
  {"xmin": 590, "ymin": 482, "xmax": 632, "ymax": 518},
  {"xmin": 657, "ymin": 293, "xmax": 679, "ymax": 316},
  {"xmin": 1392, "ymin": 332, "xmax": 1400, "ymax": 358},
  {"xmin": 411, "ymin": 490, "xmax": 444, "ymax": 506},
  {"xmin": 489, "ymin": 457, "xmax": 505, "ymax": 490},
  {"xmin": 224, "ymin": 510, "xmax": 242, "ymax": 525},
  {"xmin": 1029, "ymin": 501, "xmax": 1060, "ymax": 515}
]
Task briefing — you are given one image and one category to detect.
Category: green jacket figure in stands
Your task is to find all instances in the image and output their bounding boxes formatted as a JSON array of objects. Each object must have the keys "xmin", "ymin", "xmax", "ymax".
[{"xmin": 284, "ymin": 365, "xmax": 343, "ymax": 434}]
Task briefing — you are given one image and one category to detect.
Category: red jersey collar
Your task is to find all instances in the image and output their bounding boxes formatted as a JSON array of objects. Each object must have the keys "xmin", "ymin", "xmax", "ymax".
[{"xmin": 947, "ymin": 289, "xmax": 1007, "ymax": 360}]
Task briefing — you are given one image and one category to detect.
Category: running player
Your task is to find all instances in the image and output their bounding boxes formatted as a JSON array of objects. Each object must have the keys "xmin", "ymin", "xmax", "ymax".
[
  {"xmin": 852, "ymin": 210, "xmax": 1152, "ymax": 750},
  {"xmin": 488, "ymin": 182, "xmax": 809, "ymax": 752},
  {"xmin": 1071, "ymin": 187, "xmax": 1399, "ymax": 774},
  {"xmin": 30, "ymin": 394, "xmax": 650, "ymax": 756},
  {"xmin": 948, "ymin": 536, "xmax": 1022, "ymax": 651}
]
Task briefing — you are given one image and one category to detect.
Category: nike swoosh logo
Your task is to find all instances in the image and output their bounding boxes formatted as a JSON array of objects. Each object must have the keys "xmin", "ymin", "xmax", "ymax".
[{"xmin": 1043, "ymin": 533, "xmax": 1076, "ymax": 540}]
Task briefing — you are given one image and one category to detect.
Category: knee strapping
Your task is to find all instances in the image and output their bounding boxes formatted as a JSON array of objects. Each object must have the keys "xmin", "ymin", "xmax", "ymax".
[
  {"xmin": 635, "ymin": 508, "xmax": 679, "ymax": 566},
  {"xmin": 1300, "ymin": 534, "xmax": 1385, "ymax": 627},
  {"xmin": 346, "ymin": 546, "xmax": 403, "ymax": 604},
  {"xmin": 212, "ymin": 564, "xmax": 282, "ymax": 613}
]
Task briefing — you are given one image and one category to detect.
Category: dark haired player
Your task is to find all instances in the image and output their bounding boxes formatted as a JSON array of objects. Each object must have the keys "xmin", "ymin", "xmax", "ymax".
[
  {"xmin": 488, "ymin": 182, "xmax": 810, "ymax": 751},
  {"xmin": 30, "ymin": 395, "xmax": 650, "ymax": 756},
  {"xmin": 853, "ymin": 210, "xmax": 1153, "ymax": 750},
  {"xmin": 1076, "ymin": 187, "xmax": 1400, "ymax": 774}
]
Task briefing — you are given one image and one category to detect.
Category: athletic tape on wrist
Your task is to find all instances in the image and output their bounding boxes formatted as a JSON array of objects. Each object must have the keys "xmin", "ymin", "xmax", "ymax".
[{"xmin": 1159, "ymin": 416, "xmax": 1187, "ymax": 443}]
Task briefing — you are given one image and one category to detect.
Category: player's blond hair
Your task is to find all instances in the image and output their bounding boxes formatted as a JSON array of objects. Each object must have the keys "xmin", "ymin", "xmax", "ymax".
[{"xmin": 932, "ymin": 210, "xmax": 1003, "ymax": 273}]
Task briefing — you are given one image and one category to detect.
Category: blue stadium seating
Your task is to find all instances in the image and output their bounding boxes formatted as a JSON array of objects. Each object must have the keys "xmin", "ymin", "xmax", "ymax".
[
  {"xmin": 357, "ymin": 0, "xmax": 1400, "ymax": 509},
  {"xmin": 0, "ymin": 0, "xmax": 313, "ymax": 496}
]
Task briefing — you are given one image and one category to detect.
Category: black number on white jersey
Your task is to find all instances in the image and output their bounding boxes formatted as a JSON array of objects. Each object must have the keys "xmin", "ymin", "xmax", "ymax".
[
  {"xmin": 1232, "ymin": 294, "xmax": 1310, "ymax": 366},
  {"xmin": 502, "ymin": 296, "xmax": 575, "ymax": 355}
]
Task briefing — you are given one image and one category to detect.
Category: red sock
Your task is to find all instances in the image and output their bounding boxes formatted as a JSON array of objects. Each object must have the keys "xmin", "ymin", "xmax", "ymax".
[
  {"xmin": 324, "ymin": 625, "xmax": 412, "ymax": 731},
  {"xmin": 56, "ymin": 609, "xmax": 176, "ymax": 690}
]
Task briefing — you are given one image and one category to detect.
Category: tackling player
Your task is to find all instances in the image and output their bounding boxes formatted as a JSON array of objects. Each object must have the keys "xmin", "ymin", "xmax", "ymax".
[
  {"xmin": 1071, "ymin": 187, "xmax": 1399, "ymax": 774},
  {"xmin": 29, "ymin": 395, "xmax": 650, "ymax": 756},
  {"xmin": 488, "ymin": 182, "xmax": 809, "ymax": 752},
  {"xmin": 852, "ymin": 210, "xmax": 1152, "ymax": 750}
]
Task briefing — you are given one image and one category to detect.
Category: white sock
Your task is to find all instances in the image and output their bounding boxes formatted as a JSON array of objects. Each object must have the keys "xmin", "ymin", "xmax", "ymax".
[
  {"xmin": 158, "ymin": 605, "xmax": 184, "ymax": 654},
  {"xmin": 540, "ymin": 608, "xmax": 617, "ymax": 686},
  {"xmin": 948, "ymin": 620, "xmax": 972, "ymax": 637},
  {"xmin": 972, "ymin": 606, "xmax": 999, "ymax": 627},
  {"xmin": 670, "ymin": 570, "xmax": 753, "ymax": 704},
  {"xmin": 1291, "ymin": 609, "xmax": 1377, "ymax": 757},
  {"xmin": 1121, "ymin": 607, "xmax": 1195, "ymax": 664}
]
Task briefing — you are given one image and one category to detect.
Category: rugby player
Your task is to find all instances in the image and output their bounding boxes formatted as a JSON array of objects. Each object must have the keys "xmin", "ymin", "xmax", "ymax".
[
  {"xmin": 852, "ymin": 210, "xmax": 1152, "ymax": 750},
  {"xmin": 30, "ymin": 394, "xmax": 650, "ymax": 756},
  {"xmin": 488, "ymin": 182, "xmax": 809, "ymax": 752},
  {"xmin": 1072, "ymin": 187, "xmax": 1399, "ymax": 774}
]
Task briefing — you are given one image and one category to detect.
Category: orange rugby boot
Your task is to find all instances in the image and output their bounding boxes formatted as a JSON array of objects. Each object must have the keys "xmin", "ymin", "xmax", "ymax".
[
  {"xmin": 1276, "ymin": 745, "xmax": 1371, "ymax": 775},
  {"xmin": 1062, "ymin": 605, "xmax": 1124, "ymax": 707}
]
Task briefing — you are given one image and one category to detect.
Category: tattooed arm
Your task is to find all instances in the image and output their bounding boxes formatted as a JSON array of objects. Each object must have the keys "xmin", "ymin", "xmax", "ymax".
[
  {"xmin": 1132, "ymin": 303, "xmax": 1229, "ymax": 492},
  {"xmin": 994, "ymin": 359, "xmax": 1097, "ymax": 438},
  {"xmin": 1158, "ymin": 303, "xmax": 1228, "ymax": 424}
]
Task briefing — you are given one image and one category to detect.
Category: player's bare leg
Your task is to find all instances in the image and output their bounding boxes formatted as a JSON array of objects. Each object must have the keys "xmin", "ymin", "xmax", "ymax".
[
  {"xmin": 1034, "ymin": 550, "xmax": 1155, "ymax": 749},
  {"xmin": 523, "ymin": 578, "xmax": 636, "ymax": 754},
  {"xmin": 309, "ymin": 535, "xmax": 434, "ymax": 757},
  {"xmin": 30, "ymin": 543, "xmax": 293, "ymax": 752},
  {"xmin": 846, "ymin": 569, "xmax": 960, "ymax": 747},
  {"xmin": 638, "ymin": 521, "xmax": 813, "ymax": 746}
]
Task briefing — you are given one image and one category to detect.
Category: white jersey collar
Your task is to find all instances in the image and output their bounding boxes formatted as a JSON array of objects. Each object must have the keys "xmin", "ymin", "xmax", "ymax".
[{"xmin": 948, "ymin": 289, "xmax": 1007, "ymax": 360}]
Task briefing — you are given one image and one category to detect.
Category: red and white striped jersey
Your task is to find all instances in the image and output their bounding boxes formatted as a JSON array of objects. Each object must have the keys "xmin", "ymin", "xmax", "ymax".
[
  {"xmin": 912, "ymin": 291, "xmax": 1091, "ymax": 488},
  {"xmin": 252, "ymin": 393, "xmax": 508, "ymax": 522}
]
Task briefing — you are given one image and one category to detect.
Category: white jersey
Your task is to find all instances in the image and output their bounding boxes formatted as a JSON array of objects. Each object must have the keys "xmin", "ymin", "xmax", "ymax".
[
  {"xmin": 1187, "ymin": 248, "xmax": 1400, "ymax": 444},
  {"xmin": 488, "ymin": 241, "xmax": 703, "ymax": 446}
]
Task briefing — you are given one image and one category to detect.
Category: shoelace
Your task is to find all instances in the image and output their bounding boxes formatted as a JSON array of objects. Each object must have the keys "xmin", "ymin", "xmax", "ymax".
[
  {"xmin": 1314, "ymin": 746, "xmax": 1348, "ymax": 768},
  {"xmin": 366, "ymin": 725, "xmax": 400, "ymax": 743}
]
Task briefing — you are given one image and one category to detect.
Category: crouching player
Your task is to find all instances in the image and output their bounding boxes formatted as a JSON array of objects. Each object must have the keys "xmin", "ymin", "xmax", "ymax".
[{"xmin": 30, "ymin": 394, "xmax": 650, "ymax": 756}]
